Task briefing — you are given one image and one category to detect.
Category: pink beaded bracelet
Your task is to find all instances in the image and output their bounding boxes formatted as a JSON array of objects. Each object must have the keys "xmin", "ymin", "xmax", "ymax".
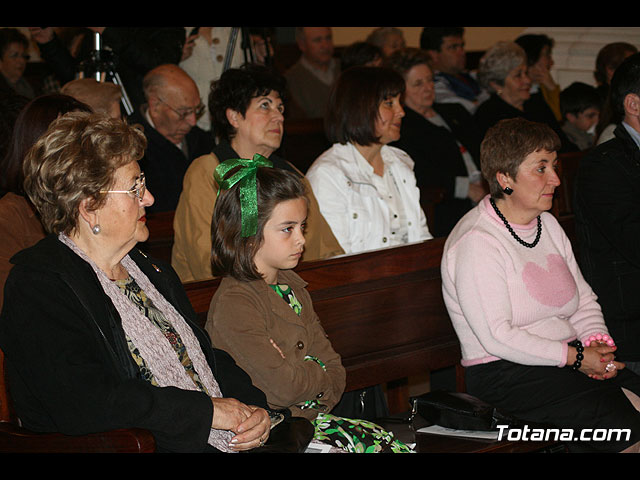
[{"xmin": 583, "ymin": 333, "xmax": 615, "ymax": 347}]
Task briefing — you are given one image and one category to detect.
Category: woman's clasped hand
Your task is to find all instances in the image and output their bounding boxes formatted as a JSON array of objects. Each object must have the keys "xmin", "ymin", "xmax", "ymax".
[
  {"xmin": 571, "ymin": 342, "xmax": 624, "ymax": 380},
  {"xmin": 211, "ymin": 398, "xmax": 271, "ymax": 450}
]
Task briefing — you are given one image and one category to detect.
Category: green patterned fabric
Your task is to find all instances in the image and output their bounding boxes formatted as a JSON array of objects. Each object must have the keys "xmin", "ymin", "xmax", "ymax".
[
  {"xmin": 269, "ymin": 283, "xmax": 302, "ymax": 315},
  {"xmin": 269, "ymin": 282, "xmax": 413, "ymax": 453},
  {"xmin": 313, "ymin": 413, "xmax": 414, "ymax": 453},
  {"xmin": 115, "ymin": 276, "xmax": 208, "ymax": 393}
]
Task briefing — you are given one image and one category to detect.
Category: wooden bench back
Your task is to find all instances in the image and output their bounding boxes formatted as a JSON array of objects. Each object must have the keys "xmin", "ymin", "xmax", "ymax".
[
  {"xmin": 139, "ymin": 210, "xmax": 175, "ymax": 264},
  {"xmin": 277, "ymin": 118, "xmax": 331, "ymax": 174},
  {"xmin": 184, "ymin": 238, "xmax": 459, "ymax": 411},
  {"xmin": 142, "ymin": 151, "xmax": 582, "ymax": 405}
]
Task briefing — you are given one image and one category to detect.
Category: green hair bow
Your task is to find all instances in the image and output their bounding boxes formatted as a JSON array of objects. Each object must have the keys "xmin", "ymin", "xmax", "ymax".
[{"xmin": 214, "ymin": 154, "xmax": 273, "ymax": 237}]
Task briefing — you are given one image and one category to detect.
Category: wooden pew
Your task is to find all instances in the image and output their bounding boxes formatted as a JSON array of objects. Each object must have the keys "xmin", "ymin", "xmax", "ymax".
[
  {"xmin": 300, "ymin": 237, "xmax": 458, "ymax": 396},
  {"xmin": 139, "ymin": 189, "xmax": 445, "ymax": 267},
  {"xmin": 277, "ymin": 118, "xmax": 331, "ymax": 174},
  {"xmin": 139, "ymin": 210, "xmax": 175, "ymax": 264},
  {"xmin": 184, "ymin": 238, "xmax": 458, "ymax": 414},
  {"xmin": 184, "ymin": 239, "xmax": 563, "ymax": 453},
  {"xmin": 141, "ymin": 150, "xmax": 586, "ymax": 412}
]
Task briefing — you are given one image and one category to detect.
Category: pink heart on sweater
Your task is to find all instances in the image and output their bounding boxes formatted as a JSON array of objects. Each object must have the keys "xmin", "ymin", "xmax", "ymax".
[{"xmin": 522, "ymin": 254, "xmax": 576, "ymax": 307}]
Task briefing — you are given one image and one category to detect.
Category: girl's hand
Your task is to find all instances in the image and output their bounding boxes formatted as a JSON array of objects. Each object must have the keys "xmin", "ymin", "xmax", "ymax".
[{"xmin": 270, "ymin": 338, "xmax": 286, "ymax": 359}]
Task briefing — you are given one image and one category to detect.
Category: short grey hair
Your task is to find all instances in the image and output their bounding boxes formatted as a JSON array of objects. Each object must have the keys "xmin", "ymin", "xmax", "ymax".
[
  {"xmin": 477, "ymin": 41, "xmax": 527, "ymax": 93},
  {"xmin": 366, "ymin": 27, "xmax": 404, "ymax": 49}
]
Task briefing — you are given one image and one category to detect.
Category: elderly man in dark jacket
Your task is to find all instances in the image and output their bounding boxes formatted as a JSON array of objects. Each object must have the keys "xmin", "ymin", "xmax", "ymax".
[{"xmin": 129, "ymin": 64, "xmax": 214, "ymax": 213}]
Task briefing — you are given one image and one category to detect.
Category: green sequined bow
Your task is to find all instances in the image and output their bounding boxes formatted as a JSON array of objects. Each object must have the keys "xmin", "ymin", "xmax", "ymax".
[{"xmin": 214, "ymin": 154, "xmax": 273, "ymax": 237}]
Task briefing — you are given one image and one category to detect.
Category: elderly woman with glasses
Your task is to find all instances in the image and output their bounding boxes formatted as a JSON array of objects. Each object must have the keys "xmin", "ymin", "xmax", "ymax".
[{"xmin": 0, "ymin": 111, "xmax": 282, "ymax": 453}]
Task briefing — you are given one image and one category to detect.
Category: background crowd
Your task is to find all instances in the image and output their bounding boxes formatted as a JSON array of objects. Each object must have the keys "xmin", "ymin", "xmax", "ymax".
[{"xmin": 2, "ymin": 26, "xmax": 640, "ymax": 453}]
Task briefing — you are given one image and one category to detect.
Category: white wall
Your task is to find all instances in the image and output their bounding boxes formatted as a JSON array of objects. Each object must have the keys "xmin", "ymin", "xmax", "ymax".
[{"xmin": 522, "ymin": 27, "xmax": 640, "ymax": 89}]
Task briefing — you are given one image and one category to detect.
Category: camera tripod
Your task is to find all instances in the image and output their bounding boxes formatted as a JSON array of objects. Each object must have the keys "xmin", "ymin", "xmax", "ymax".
[
  {"xmin": 223, "ymin": 27, "xmax": 273, "ymax": 72},
  {"xmin": 76, "ymin": 32, "xmax": 134, "ymax": 116}
]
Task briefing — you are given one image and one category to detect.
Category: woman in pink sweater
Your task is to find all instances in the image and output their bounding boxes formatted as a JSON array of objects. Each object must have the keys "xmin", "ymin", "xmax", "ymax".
[{"xmin": 441, "ymin": 117, "xmax": 640, "ymax": 452}]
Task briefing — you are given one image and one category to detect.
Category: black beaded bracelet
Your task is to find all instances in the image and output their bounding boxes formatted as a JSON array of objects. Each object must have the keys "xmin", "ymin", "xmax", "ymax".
[{"xmin": 568, "ymin": 340, "xmax": 584, "ymax": 371}]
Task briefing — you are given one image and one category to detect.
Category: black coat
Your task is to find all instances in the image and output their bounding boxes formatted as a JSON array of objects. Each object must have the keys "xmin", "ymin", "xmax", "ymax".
[
  {"xmin": 391, "ymin": 103, "xmax": 482, "ymax": 237},
  {"xmin": 130, "ymin": 110, "xmax": 214, "ymax": 214},
  {"xmin": 0, "ymin": 235, "xmax": 268, "ymax": 452},
  {"xmin": 574, "ymin": 124, "xmax": 640, "ymax": 360},
  {"xmin": 473, "ymin": 93, "xmax": 578, "ymax": 153}
]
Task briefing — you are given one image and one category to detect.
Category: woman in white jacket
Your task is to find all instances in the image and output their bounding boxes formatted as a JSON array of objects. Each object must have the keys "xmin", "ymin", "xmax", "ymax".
[{"xmin": 306, "ymin": 66, "xmax": 432, "ymax": 254}]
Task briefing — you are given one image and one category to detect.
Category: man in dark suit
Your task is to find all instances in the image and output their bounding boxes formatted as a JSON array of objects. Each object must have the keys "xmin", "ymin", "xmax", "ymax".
[
  {"xmin": 575, "ymin": 53, "xmax": 640, "ymax": 374},
  {"xmin": 130, "ymin": 64, "xmax": 213, "ymax": 213}
]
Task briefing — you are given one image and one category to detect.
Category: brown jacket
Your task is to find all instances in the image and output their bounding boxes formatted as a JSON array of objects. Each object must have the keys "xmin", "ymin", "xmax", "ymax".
[
  {"xmin": 171, "ymin": 147, "xmax": 344, "ymax": 283},
  {"xmin": 205, "ymin": 270, "xmax": 346, "ymax": 421}
]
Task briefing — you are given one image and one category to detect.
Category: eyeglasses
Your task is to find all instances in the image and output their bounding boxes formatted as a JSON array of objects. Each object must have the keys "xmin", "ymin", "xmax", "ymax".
[
  {"xmin": 101, "ymin": 172, "xmax": 146, "ymax": 199},
  {"xmin": 156, "ymin": 96, "xmax": 205, "ymax": 120}
]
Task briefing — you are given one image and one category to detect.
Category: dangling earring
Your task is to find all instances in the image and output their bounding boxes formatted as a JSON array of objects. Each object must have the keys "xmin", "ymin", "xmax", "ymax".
[
  {"xmin": 503, "ymin": 187, "xmax": 513, "ymax": 195},
  {"xmin": 92, "ymin": 224, "xmax": 101, "ymax": 235}
]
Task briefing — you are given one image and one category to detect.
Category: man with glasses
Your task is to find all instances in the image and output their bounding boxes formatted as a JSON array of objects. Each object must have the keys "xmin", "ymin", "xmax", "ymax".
[{"xmin": 130, "ymin": 64, "xmax": 214, "ymax": 213}]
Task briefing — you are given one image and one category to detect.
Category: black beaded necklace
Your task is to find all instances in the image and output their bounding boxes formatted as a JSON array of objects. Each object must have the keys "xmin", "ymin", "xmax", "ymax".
[{"xmin": 489, "ymin": 197, "xmax": 541, "ymax": 248}]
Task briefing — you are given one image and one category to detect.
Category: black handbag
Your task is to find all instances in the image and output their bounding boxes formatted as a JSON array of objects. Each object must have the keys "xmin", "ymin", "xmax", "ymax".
[
  {"xmin": 247, "ymin": 415, "xmax": 315, "ymax": 453},
  {"xmin": 410, "ymin": 390, "xmax": 518, "ymax": 431},
  {"xmin": 330, "ymin": 385, "xmax": 389, "ymax": 421}
]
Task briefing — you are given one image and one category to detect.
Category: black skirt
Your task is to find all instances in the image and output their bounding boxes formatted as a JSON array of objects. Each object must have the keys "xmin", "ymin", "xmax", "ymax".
[{"xmin": 465, "ymin": 360, "xmax": 640, "ymax": 452}]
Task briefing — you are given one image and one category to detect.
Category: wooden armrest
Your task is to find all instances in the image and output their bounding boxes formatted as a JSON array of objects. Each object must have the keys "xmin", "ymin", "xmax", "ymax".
[{"xmin": 0, "ymin": 422, "xmax": 155, "ymax": 453}]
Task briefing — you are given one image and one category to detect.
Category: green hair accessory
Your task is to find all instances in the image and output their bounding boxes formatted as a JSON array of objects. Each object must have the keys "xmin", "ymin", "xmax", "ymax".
[{"xmin": 214, "ymin": 154, "xmax": 273, "ymax": 237}]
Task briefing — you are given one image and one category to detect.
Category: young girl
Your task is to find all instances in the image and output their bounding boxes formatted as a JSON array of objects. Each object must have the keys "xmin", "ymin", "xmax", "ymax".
[{"xmin": 205, "ymin": 157, "xmax": 413, "ymax": 453}]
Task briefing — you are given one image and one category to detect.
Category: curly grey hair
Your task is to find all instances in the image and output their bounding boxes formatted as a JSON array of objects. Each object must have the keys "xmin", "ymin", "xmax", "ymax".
[
  {"xmin": 477, "ymin": 41, "xmax": 527, "ymax": 93},
  {"xmin": 23, "ymin": 111, "xmax": 147, "ymax": 235}
]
